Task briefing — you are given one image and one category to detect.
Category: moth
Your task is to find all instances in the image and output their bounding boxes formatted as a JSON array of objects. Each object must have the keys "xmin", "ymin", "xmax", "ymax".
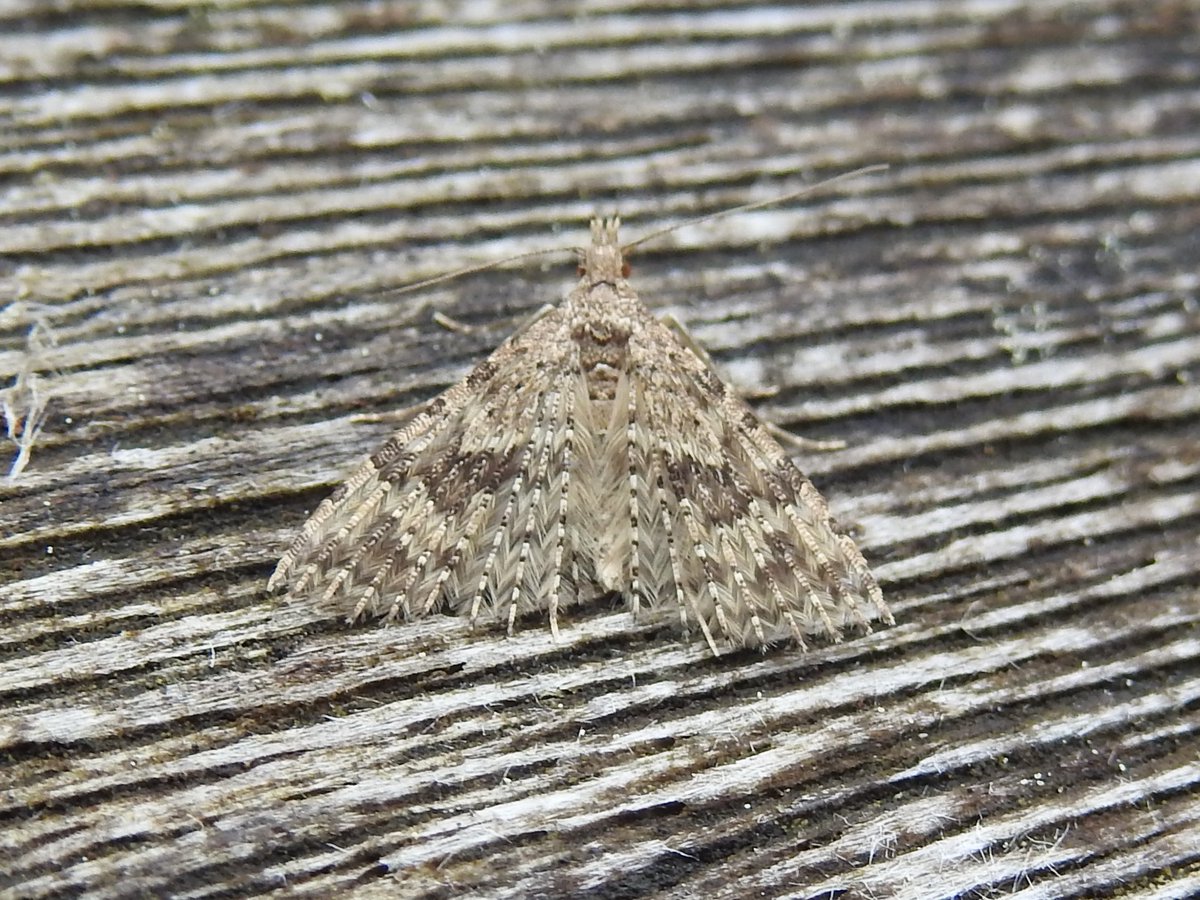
[{"xmin": 269, "ymin": 208, "xmax": 891, "ymax": 654}]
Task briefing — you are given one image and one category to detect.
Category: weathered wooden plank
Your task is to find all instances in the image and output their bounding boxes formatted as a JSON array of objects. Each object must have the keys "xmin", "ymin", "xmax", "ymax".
[{"xmin": 2, "ymin": 0, "xmax": 1198, "ymax": 897}]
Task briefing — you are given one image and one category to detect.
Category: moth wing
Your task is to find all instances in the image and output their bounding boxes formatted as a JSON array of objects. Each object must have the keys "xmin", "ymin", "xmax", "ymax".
[
  {"xmin": 269, "ymin": 309, "xmax": 586, "ymax": 632},
  {"xmin": 626, "ymin": 315, "xmax": 890, "ymax": 652}
]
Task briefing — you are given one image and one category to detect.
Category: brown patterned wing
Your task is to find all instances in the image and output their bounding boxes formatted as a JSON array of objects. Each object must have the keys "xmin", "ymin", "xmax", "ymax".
[
  {"xmin": 626, "ymin": 314, "xmax": 890, "ymax": 653},
  {"xmin": 268, "ymin": 308, "xmax": 586, "ymax": 634}
]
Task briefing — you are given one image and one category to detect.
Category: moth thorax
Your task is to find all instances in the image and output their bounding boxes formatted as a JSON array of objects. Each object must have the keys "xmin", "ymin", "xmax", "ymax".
[
  {"xmin": 578, "ymin": 338, "xmax": 629, "ymax": 400},
  {"xmin": 571, "ymin": 315, "xmax": 631, "ymax": 344},
  {"xmin": 569, "ymin": 283, "xmax": 634, "ymax": 400}
]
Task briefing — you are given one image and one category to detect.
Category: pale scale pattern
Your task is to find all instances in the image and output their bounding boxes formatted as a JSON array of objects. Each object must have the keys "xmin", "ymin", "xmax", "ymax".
[{"xmin": 269, "ymin": 218, "xmax": 891, "ymax": 654}]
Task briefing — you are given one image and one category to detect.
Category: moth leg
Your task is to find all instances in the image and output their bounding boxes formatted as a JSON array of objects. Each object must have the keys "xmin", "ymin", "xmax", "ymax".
[
  {"xmin": 349, "ymin": 399, "xmax": 431, "ymax": 427},
  {"xmin": 437, "ymin": 303, "xmax": 557, "ymax": 341},
  {"xmin": 659, "ymin": 314, "xmax": 773, "ymax": 398},
  {"xmin": 507, "ymin": 303, "xmax": 558, "ymax": 340},
  {"xmin": 432, "ymin": 310, "xmax": 475, "ymax": 334},
  {"xmin": 659, "ymin": 313, "xmax": 717, "ymax": 367},
  {"xmin": 765, "ymin": 422, "xmax": 846, "ymax": 452},
  {"xmin": 660, "ymin": 314, "xmax": 845, "ymax": 451},
  {"xmin": 349, "ymin": 305, "xmax": 557, "ymax": 428}
]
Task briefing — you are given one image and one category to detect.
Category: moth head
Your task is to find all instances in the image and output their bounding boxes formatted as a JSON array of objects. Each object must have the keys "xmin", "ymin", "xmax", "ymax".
[{"xmin": 579, "ymin": 216, "xmax": 631, "ymax": 282}]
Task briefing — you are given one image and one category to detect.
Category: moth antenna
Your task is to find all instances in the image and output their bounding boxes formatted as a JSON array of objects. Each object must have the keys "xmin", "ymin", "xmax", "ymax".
[
  {"xmin": 387, "ymin": 243, "xmax": 579, "ymax": 297},
  {"xmin": 621, "ymin": 164, "xmax": 889, "ymax": 254},
  {"xmin": 382, "ymin": 165, "xmax": 886, "ymax": 297}
]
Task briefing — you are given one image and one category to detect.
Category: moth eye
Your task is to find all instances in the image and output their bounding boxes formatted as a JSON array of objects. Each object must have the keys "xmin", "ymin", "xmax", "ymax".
[
  {"xmin": 577, "ymin": 264, "xmax": 587, "ymax": 276},
  {"xmin": 621, "ymin": 261, "xmax": 632, "ymax": 277}
]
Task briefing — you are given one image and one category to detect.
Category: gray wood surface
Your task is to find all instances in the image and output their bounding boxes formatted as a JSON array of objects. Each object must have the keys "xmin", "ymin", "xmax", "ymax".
[{"xmin": 2, "ymin": 1, "xmax": 1198, "ymax": 897}]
